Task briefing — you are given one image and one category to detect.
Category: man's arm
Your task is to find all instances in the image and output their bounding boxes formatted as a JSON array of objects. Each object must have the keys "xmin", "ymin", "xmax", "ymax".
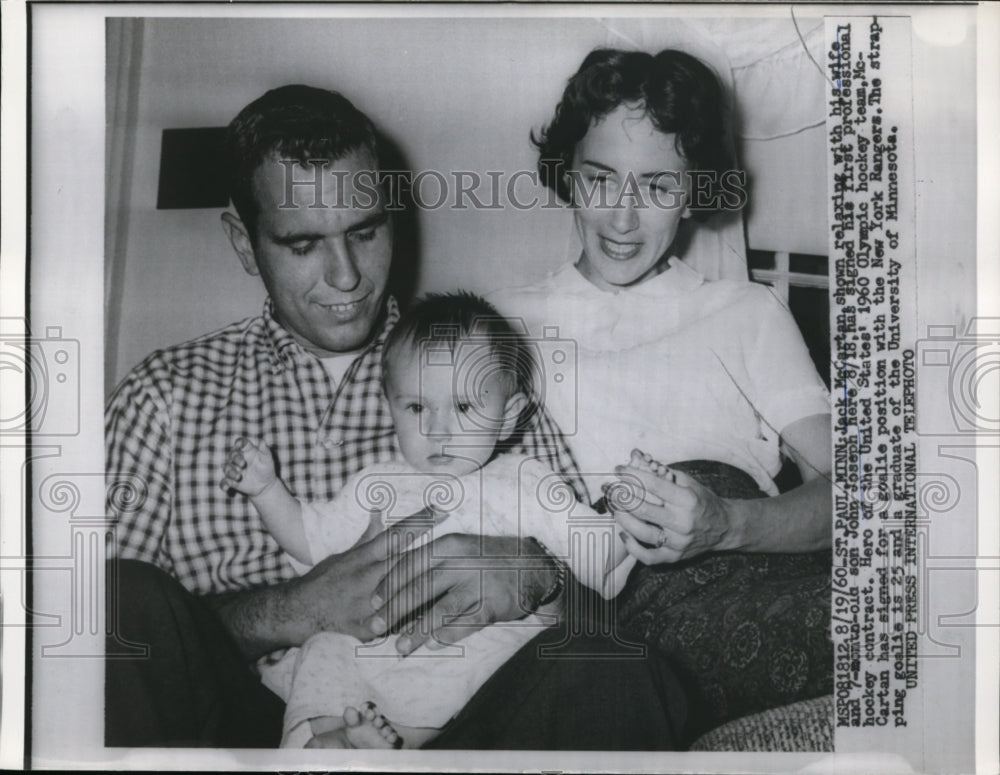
[
  {"xmin": 203, "ymin": 581, "xmax": 302, "ymax": 659},
  {"xmin": 201, "ymin": 531, "xmax": 394, "ymax": 660},
  {"xmin": 107, "ymin": 363, "xmax": 320, "ymax": 666},
  {"xmin": 204, "ymin": 526, "xmax": 563, "ymax": 660},
  {"xmin": 106, "ymin": 362, "xmax": 176, "ymax": 568}
]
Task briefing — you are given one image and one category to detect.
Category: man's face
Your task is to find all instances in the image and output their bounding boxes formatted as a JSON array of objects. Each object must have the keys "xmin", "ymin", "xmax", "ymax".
[{"xmin": 226, "ymin": 149, "xmax": 393, "ymax": 355}]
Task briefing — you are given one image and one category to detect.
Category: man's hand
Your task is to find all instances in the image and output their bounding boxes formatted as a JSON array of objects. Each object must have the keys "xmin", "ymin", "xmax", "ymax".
[
  {"xmin": 207, "ymin": 526, "xmax": 416, "ymax": 658},
  {"xmin": 367, "ymin": 532, "xmax": 559, "ymax": 656},
  {"xmin": 208, "ymin": 516, "xmax": 559, "ymax": 660},
  {"xmin": 289, "ymin": 537, "xmax": 390, "ymax": 639}
]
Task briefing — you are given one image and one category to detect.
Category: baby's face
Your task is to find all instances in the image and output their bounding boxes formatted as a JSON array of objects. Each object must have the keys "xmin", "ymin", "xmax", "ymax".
[{"xmin": 385, "ymin": 343, "xmax": 520, "ymax": 476}]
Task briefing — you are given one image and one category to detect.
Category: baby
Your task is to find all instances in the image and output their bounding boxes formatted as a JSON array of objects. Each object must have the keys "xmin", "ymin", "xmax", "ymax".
[{"xmin": 221, "ymin": 291, "xmax": 634, "ymax": 749}]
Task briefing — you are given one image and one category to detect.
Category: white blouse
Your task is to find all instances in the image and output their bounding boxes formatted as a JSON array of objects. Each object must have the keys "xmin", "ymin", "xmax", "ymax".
[{"xmin": 492, "ymin": 258, "xmax": 830, "ymax": 500}]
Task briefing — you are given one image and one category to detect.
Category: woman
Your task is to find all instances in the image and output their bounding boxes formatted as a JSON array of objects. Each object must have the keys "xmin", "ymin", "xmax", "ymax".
[{"xmin": 494, "ymin": 48, "xmax": 833, "ymax": 737}]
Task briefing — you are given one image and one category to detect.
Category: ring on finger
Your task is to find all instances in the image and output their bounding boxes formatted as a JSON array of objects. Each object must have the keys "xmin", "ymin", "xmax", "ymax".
[{"xmin": 655, "ymin": 527, "xmax": 669, "ymax": 548}]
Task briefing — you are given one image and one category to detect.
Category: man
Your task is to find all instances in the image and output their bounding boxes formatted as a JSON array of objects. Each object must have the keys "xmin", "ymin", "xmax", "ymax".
[{"xmin": 105, "ymin": 84, "xmax": 686, "ymax": 749}]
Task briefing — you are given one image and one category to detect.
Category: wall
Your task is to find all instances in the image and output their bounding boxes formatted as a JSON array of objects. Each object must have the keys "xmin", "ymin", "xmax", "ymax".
[{"xmin": 108, "ymin": 16, "xmax": 829, "ymax": 389}]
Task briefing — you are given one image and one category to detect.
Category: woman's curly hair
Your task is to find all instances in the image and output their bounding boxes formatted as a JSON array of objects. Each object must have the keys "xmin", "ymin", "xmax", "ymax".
[{"xmin": 533, "ymin": 48, "xmax": 735, "ymax": 217}]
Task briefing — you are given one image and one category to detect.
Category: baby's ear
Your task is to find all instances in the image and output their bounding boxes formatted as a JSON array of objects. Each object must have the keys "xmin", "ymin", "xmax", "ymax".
[{"xmin": 498, "ymin": 392, "xmax": 529, "ymax": 442}]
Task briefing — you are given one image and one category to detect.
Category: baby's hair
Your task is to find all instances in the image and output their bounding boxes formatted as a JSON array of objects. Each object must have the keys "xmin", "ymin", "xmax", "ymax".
[{"xmin": 381, "ymin": 291, "xmax": 538, "ymax": 432}]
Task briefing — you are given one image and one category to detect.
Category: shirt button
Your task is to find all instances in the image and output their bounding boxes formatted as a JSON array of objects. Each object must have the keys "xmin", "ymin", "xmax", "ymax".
[{"xmin": 321, "ymin": 437, "xmax": 344, "ymax": 449}]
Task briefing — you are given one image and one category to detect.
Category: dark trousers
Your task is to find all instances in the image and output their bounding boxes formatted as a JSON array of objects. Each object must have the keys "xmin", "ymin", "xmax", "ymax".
[{"xmin": 106, "ymin": 560, "xmax": 688, "ymax": 749}]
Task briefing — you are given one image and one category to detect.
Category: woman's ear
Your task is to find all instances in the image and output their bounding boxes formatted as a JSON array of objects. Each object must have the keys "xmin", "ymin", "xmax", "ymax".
[
  {"xmin": 562, "ymin": 170, "xmax": 576, "ymax": 207},
  {"xmin": 221, "ymin": 212, "xmax": 259, "ymax": 276},
  {"xmin": 680, "ymin": 174, "xmax": 693, "ymax": 220},
  {"xmin": 499, "ymin": 392, "xmax": 530, "ymax": 442}
]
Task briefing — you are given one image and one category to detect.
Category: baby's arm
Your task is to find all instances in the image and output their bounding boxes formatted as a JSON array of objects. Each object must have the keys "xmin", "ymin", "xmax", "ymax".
[
  {"xmin": 608, "ymin": 524, "xmax": 630, "ymax": 574},
  {"xmin": 514, "ymin": 458, "xmax": 633, "ymax": 600},
  {"xmin": 598, "ymin": 517, "xmax": 631, "ymax": 598},
  {"xmin": 221, "ymin": 437, "xmax": 311, "ymax": 564}
]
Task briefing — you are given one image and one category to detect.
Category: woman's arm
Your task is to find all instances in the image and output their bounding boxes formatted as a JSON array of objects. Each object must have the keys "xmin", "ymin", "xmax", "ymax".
[
  {"xmin": 615, "ymin": 413, "xmax": 831, "ymax": 562},
  {"xmin": 725, "ymin": 412, "xmax": 831, "ymax": 552}
]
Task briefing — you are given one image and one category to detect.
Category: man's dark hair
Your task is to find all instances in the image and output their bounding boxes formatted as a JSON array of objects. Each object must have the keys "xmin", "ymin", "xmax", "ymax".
[
  {"xmin": 225, "ymin": 84, "xmax": 381, "ymax": 239},
  {"xmin": 381, "ymin": 291, "xmax": 538, "ymax": 435},
  {"xmin": 532, "ymin": 48, "xmax": 735, "ymax": 218}
]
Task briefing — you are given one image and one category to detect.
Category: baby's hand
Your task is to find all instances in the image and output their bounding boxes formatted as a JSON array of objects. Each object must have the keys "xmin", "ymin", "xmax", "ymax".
[{"xmin": 221, "ymin": 437, "xmax": 278, "ymax": 497}]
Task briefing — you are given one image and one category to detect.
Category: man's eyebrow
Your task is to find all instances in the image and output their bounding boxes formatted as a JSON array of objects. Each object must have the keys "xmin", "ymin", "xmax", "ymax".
[
  {"xmin": 346, "ymin": 210, "xmax": 389, "ymax": 233},
  {"xmin": 271, "ymin": 211, "xmax": 389, "ymax": 244},
  {"xmin": 271, "ymin": 232, "xmax": 324, "ymax": 245}
]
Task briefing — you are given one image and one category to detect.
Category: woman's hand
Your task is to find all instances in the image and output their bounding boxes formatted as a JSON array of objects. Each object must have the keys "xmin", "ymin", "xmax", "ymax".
[
  {"xmin": 611, "ymin": 414, "xmax": 834, "ymax": 563},
  {"xmin": 609, "ymin": 460, "xmax": 737, "ymax": 564}
]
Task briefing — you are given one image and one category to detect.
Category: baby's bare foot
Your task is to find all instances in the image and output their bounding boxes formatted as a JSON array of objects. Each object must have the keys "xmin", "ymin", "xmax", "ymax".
[
  {"xmin": 304, "ymin": 703, "xmax": 402, "ymax": 749},
  {"xmin": 305, "ymin": 728, "xmax": 350, "ymax": 748},
  {"xmin": 629, "ymin": 449, "xmax": 652, "ymax": 471},
  {"xmin": 630, "ymin": 448, "xmax": 670, "ymax": 478},
  {"xmin": 304, "ymin": 715, "xmax": 349, "ymax": 748},
  {"xmin": 343, "ymin": 702, "xmax": 402, "ymax": 749}
]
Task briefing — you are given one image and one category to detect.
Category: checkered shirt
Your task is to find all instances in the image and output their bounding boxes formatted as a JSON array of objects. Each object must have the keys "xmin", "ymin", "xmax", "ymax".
[{"xmin": 106, "ymin": 297, "xmax": 585, "ymax": 596}]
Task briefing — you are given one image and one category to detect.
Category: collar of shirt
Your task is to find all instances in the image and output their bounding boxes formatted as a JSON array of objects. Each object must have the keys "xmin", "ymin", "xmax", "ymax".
[
  {"xmin": 563, "ymin": 255, "xmax": 706, "ymax": 300},
  {"xmin": 259, "ymin": 296, "xmax": 400, "ymax": 374}
]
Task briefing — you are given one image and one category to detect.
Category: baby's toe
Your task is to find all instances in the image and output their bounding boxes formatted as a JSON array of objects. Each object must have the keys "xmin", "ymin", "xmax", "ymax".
[{"xmin": 342, "ymin": 706, "xmax": 362, "ymax": 727}]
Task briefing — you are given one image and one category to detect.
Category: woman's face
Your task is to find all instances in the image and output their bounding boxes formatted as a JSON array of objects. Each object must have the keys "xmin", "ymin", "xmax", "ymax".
[{"xmin": 569, "ymin": 105, "xmax": 690, "ymax": 290}]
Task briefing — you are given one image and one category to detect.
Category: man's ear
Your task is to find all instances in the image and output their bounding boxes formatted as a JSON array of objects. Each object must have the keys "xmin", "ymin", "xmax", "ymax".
[
  {"xmin": 221, "ymin": 212, "xmax": 259, "ymax": 276},
  {"xmin": 499, "ymin": 392, "xmax": 530, "ymax": 442}
]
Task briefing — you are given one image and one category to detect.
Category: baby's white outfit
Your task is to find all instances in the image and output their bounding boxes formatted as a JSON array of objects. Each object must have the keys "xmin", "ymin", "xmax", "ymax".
[{"xmin": 257, "ymin": 453, "xmax": 632, "ymax": 746}]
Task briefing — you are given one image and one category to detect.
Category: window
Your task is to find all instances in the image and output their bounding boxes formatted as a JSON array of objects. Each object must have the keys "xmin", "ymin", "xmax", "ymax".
[{"xmin": 748, "ymin": 250, "xmax": 831, "ymax": 389}]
